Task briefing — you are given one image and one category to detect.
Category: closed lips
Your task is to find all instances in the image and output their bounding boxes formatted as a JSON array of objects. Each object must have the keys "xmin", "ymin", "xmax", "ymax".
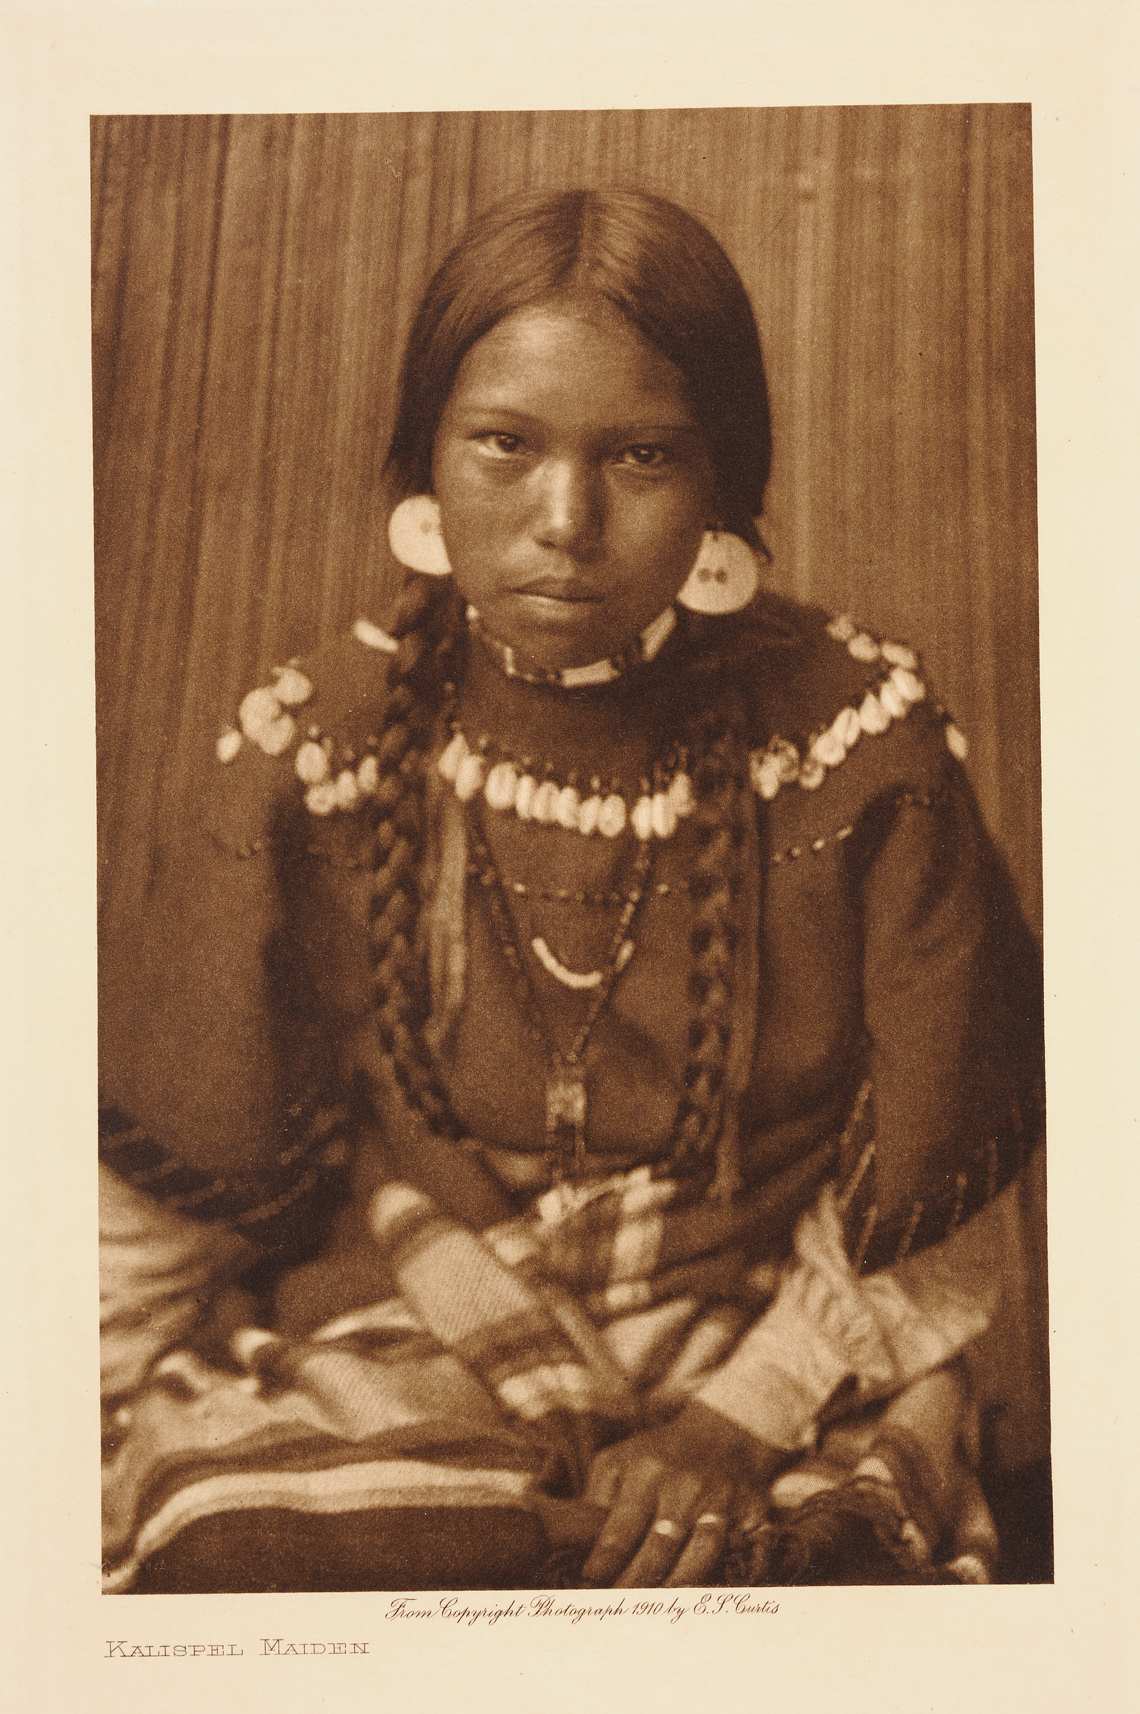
[{"xmin": 514, "ymin": 578, "xmax": 602, "ymax": 600}]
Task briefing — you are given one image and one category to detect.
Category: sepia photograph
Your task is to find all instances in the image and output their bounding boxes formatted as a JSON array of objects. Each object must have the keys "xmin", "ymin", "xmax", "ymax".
[{"xmin": 93, "ymin": 105, "xmax": 1050, "ymax": 1596}]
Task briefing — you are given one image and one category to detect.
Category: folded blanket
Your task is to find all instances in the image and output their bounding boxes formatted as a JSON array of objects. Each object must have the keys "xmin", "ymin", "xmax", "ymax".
[{"xmin": 101, "ymin": 1165, "xmax": 999, "ymax": 1592}]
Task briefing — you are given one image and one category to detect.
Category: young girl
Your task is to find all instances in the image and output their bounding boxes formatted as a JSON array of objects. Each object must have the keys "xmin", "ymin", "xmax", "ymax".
[{"xmin": 99, "ymin": 188, "xmax": 1043, "ymax": 1592}]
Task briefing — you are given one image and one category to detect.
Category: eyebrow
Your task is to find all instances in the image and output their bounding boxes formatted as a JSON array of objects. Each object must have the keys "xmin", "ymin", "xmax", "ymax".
[{"xmin": 447, "ymin": 404, "xmax": 703, "ymax": 437}]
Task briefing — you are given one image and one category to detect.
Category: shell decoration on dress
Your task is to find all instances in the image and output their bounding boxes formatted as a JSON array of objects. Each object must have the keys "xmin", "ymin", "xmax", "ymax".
[
  {"xmin": 747, "ymin": 613, "xmax": 968, "ymax": 805},
  {"xmin": 215, "ymin": 612, "xmax": 969, "ymax": 827},
  {"xmin": 213, "ymin": 630, "xmax": 398, "ymax": 819}
]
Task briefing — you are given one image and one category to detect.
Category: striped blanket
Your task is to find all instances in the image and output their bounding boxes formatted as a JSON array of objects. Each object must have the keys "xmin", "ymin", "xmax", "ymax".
[{"xmin": 101, "ymin": 1163, "xmax": 998, "ymax": 1592}]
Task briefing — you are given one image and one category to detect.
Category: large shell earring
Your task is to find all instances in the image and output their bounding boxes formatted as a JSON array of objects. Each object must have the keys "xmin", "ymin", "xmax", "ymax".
[
  {"xmin": 388, "ymin": 494, "xmax": 453, "ymax": 576},
  {"xmin": 676, "ymin": 529, "xmax": 759, "ymax": 614}
]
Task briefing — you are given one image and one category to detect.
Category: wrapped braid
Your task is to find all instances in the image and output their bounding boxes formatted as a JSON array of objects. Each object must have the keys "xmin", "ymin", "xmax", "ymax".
[
  {"xmin": 365, "ymin": 575, "xmax": 466, "ymax": 1137},
  {"xmin": 669, "ymin": 721, "xmax": 747, "ymax": 1175}
]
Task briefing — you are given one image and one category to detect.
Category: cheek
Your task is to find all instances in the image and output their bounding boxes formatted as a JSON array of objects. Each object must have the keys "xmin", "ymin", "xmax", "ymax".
[
  {"xmin": 438, "ymin": 496, "xmax": 516, "ymax": 579},
  {"xmin": 433, "ymin": 459, "xmax": 501, "ymax": 551},
  {"xmin": 620, "ymin": 492, "xmax": 706, "ymax": 568},
  {"xmin": 622, "ymin": 461, "xmax": 715, "ymax": 546}
]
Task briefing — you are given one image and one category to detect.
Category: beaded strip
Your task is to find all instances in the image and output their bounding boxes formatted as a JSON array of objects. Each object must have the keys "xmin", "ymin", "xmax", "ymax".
[
  {"xmin": 839, "ymin": 1100, "xmax": 1039, "ymax": 1274},
  {"xmin": 767, "ymin": 786, "xmax": 949, "ymax": 868},
  {"xmin": 770, "ymin": 825, "xmax": 855, "ymax": 866},
  {"xmin": 507, "ymin": 880, "xmax": 674, "ymax": 905}
]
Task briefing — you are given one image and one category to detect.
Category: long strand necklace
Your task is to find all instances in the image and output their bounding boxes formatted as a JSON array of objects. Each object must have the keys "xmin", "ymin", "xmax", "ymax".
[{"xmin": 464, "ymin": 805, "xmax": 655, "ymax": 1183}]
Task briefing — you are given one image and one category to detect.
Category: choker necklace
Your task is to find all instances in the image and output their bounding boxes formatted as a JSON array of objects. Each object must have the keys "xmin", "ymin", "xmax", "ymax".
[
  {"xmin": 465, "ymin": 808, "xmax": 655, "ymax": 1178},
  {"xmin": 439, "ymin": 725, "xmax": 694, "ymax": 841},
  {"xmin": 466, "ymin": 604, "xmax": 677, "ymax": 688}
]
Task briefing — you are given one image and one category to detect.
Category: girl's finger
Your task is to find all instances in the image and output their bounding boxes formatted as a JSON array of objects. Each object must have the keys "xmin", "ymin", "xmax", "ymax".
[
  {"xmin": 944, "ymin": 1468, "xmax": 1000, "ymax": 1583},
  {"xmin": 607, "ymin": 1468, "xmax": 720, "ymax": 1588},
  {"xmin": 612, "ymin": 1515, "xmax": 690, "ymax": 1589},
  {"xmin": 736, "ymin": 1493, "xmax": 769, "ymax": 1537},
  {"xmin": 581, "ymin": 1482, "xmax": 657, "ymax": 1585},
  {"xmin": 661, "ymin": 1511, "xmax": 729, "ymax": 1588},
  {"xmin": 583, "ymin": 1450, "xmax": 622, "ymax": 1511}
]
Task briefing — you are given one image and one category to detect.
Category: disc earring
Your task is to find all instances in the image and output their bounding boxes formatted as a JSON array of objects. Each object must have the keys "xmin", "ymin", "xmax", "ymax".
[
  {"xmin": 676, "ymin": 529, "xmax": 759, "ymax": 615},
  {"xmin": 388, "ymin": 494, "xmax": 453, "ymax": 576}
]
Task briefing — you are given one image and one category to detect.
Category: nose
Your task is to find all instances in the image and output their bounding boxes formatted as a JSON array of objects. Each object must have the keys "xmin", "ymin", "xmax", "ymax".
[{"xmin": 532, "ymin": 457, "xmax": 604, "ymax": 556}]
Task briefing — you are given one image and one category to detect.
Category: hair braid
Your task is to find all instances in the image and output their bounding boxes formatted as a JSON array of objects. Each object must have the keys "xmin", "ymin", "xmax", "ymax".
[
  {"xmin": 669, "ymin": 719, "xmax": 746, "ymax": 1171},
  {"xmin": 365, "ymin": 574, "xmax": 466, "ymax": 1136}
]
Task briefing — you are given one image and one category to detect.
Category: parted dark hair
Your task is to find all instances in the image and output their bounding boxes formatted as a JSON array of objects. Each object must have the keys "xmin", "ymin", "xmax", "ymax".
[
  {"xmin": 384, "ymin": 186, "xmax": 772, "ymax": 545},
  {"xmin": 365, "ymin": 189, "xmax": 763, "ymax": 1195}
]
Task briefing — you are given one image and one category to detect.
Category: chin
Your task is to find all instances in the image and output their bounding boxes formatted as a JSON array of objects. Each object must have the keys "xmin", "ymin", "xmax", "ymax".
[{"xmin": 488, "ymin": 595, "xmax": 648, "ymax": 668}]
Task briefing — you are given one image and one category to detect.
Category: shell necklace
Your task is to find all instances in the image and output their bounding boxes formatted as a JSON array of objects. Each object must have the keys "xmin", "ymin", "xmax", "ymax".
[{"xmin": 439, "ymin": 727, "xmax": 694, "ymax": 842}]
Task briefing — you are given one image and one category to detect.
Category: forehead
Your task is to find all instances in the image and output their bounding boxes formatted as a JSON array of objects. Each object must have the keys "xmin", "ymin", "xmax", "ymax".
[{"xmin": 443, "ymin": 301, "xmax": 697, "ymax": 425}]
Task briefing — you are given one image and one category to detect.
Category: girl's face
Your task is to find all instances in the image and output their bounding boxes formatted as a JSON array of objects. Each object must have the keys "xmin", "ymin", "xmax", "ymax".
[{"xmin": 430, "ymin": 301, "xmax": 717, "ymax": 670}]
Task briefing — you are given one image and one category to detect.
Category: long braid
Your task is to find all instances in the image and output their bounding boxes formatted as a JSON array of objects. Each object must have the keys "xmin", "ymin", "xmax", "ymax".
[
  {"xmin": 668, "ymin": 715, "xmax": 747, "ymax": 1177},
  {"xmin": 365, "ymin": 574, "xmax": 465, "ymax": 1137}
]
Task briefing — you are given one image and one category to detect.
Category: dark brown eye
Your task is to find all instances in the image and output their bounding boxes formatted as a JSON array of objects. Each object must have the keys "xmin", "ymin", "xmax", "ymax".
[
  {"xmin": 477, "ymin": 432, "xmax": 523, "ymax": 456},
  {"xmin": 621, "ymin": 444, "xmax": 668, "ymax": 468}
]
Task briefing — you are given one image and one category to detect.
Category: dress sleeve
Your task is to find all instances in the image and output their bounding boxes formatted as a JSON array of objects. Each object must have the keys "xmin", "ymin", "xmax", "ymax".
[
  {"xmin": 693, "ymin": 1183, "xmax": 1000, "ymax": 1448},
  {"xmin": 696, "ymin": 659, "xmax": 1042, "ymax": 1446},
  {"xmin": 98, "ymin": 736, "xmax": 348, "ymax": 1253},
  {"xmin": 839, "ymin": 750, "xmax": 1044, "ymax": 1272}
]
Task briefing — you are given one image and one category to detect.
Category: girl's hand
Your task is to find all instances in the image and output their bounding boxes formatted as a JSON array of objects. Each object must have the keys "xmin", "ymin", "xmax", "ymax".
[{"xmin": 581, "ymin": 1400, "xmax": 781, "ymax": 1588}]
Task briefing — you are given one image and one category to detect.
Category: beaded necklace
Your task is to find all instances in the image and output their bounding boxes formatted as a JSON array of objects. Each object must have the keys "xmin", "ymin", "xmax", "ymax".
[
  {"xmin": 506, "ymin": 879, "xmax": 674, "ymax": 906},
  {"xmin": 465, "ymin": 807, "xmax": 655, "ymax": 1182},
  {"xmin": 466, "ymin": 603, "xmax": 677, "ymax": 688}
]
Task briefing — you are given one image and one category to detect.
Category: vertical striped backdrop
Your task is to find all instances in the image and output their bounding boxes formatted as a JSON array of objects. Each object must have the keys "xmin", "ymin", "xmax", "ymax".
[{"xmin": 92, "ymin": 107, "xmax": 1046, "ymax": 1466}]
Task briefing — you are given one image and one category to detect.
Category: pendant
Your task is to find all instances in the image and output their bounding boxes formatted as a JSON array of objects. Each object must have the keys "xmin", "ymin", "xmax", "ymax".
[
  {"xmin": 532, "ymin": 935, "xmax": 634, "ymax": 990},
  {"xmin": 546, "ymin": 1065, "xmax": 588, "ymax": 1175}
]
